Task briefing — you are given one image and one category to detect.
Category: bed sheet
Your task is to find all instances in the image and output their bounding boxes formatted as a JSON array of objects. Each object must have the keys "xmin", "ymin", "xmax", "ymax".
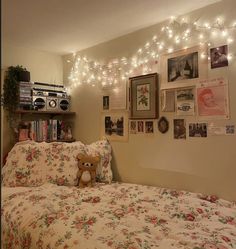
[{"xmin": 2, "ymin": 182, "xmax": 236, "ymax": 249}]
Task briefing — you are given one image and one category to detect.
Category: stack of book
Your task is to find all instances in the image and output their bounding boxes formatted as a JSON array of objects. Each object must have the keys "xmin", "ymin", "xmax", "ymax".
[{"xmin": 19, "ymin": 81, "xmax": 32, "ymax": 109}]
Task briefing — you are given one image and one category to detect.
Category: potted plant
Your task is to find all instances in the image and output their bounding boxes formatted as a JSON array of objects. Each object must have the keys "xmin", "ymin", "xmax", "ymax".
[{"xmin": 3, "ymin": 65, "xmax": 29, "ymax": 132}]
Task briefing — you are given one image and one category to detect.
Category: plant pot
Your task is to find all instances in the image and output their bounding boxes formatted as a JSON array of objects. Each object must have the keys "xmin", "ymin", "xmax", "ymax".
[{"xmin": 19, "ymin": 71, "xmax": 30, "ymax": 82}]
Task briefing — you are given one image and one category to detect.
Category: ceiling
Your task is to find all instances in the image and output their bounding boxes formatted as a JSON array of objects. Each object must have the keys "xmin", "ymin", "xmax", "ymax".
[{"xmin": 2, "ymin": 0, "xmax": 220, "ymax": 55}]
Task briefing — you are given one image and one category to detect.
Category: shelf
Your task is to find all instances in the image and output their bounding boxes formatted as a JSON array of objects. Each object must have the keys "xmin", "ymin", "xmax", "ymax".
[
  {"xmin": 15, "ymin": 110, "xmax": 76, "ymax": 115},
  {"xmin": 35, "ymin": 139, "xmax": 76, "ymax": 143}
]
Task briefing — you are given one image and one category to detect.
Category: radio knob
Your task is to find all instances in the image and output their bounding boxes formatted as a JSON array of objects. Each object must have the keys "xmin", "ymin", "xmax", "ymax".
[{"xmin": 49, "ymin": 99, "xmax": 57, "ymax": 108}]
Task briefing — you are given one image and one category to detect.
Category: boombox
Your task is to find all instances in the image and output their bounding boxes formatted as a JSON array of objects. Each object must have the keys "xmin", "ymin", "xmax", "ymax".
[
  {"xmin": 32, "ymin": 82, "xmax": 70, "ymax": 111},
  {"xmin": 33, "ymin": 96, "xmax": 70, "ymax": 111}
]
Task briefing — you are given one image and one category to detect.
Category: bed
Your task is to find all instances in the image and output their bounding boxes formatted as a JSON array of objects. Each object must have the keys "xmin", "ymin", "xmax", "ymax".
[{"xmin": 2, "ymin": 141, "xmax": 236, "ymax": 249}]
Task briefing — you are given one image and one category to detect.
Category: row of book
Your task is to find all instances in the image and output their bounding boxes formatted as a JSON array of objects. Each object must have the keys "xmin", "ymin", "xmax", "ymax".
[{"xmin": 29, "ymin": 120, "xmax": 72, "ymax": 142}]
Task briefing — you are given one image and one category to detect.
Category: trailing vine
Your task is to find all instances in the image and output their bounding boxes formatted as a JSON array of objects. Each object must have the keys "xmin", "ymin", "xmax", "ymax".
[{"xmin": 3, "ymin": 65, "xmax": 28, "ymax": 132}]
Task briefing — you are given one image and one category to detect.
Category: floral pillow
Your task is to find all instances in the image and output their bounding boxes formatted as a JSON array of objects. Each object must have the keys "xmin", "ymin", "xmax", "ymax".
[
  {"xmin": 44, "ymin": 141, "xmax": 86, "ymax": 186},
  {"xmin": 84, "ymin": 139, "xmax": 113, "ymax": 183},
  {"xmin": 2, "ymin": 141, "xmax": 47, "ymax": 187},
  {"xmin": 2, "ymin": 140, "xmax": 112, "ymax": 187}
]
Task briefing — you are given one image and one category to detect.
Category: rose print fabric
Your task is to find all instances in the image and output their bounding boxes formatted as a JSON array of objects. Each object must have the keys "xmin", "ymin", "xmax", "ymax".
[
  {"xmin": 2, "ymin": 182, "xmax": 236, "ymax": 249},
  {"xmin": 2, "ymin": 139, "xmax": 112, "ymax": 187}
]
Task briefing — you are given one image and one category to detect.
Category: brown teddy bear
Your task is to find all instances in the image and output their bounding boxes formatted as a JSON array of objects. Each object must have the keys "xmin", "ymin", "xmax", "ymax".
[{"xmin": 77, "ymin": 153, "xmax": 100, "ymax": 188}]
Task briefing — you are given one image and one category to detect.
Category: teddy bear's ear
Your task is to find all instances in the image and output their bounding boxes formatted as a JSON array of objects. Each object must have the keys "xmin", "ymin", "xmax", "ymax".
[{"xmin": 77, "ymin": 153, "xmax": 84, "ymax": 161}]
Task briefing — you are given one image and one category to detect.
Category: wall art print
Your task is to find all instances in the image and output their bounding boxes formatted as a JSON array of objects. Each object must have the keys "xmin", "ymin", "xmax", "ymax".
[
  {"xmin": 197, "ymin": 78, "xmax": 229, "ymax": 119},
  {"xmin": 130, "ymin": 73, "xmax": 158, "ymax": 119},
  {"xmin": 210, "ymin": 45, "xmax": 228, "ymax": 69},
  {"xmin": 161, "ymin": 45, "xmax": 207, "ymax": 89},
  {"xmin": 101, "ymin": 111, "xmax": 128, "ymax": 142}
]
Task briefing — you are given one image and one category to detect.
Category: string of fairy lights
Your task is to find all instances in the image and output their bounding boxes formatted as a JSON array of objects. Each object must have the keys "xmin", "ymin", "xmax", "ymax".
[{"xmin": 67, "ymin": 17, "xmax": 236, "ymax": 92}]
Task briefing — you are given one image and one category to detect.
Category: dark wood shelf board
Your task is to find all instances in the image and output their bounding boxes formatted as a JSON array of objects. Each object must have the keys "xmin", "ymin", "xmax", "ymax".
[
  {"xmin": 15, "ymin": 110, "xmax": 76, "ymax": 115},
  {"xmin": 34, "ymin": 139, "xmax": 76, "ymax": 143}
]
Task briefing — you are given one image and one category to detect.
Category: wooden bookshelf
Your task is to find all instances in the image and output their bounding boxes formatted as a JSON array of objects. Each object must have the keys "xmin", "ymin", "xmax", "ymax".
[
  {"xmin": 15, "ymin": 109, "xmax": 76, "ymax": 143},
  {"xmin": 15, "ymin": 110, "xmax": 76, "ymax": 115}
]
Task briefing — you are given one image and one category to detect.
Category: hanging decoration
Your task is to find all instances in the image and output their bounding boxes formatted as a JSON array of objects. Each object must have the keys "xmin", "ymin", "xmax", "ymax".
[{"xmin": 67, "ymin": 17, "xmax": 236, "ymax": 91}]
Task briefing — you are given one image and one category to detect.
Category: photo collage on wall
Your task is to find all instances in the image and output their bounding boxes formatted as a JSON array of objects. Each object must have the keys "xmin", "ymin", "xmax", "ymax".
[
  {"xmin": 160, "ymin": 44, "xmax": 234, "ymax": 139},
  {"xmin": 100, "ymin": 44, "xmax": 234, "ymax": 142}
]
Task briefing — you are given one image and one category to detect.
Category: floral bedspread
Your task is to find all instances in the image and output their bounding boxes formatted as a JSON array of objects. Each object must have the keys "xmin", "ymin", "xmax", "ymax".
[{"xmin": 2, "ymin": 182, "xmax": 236, "ymax": 249}]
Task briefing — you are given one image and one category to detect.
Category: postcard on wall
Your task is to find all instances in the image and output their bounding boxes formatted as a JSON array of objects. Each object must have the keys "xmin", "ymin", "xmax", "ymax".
[
  {"xmin": 137, "ymin": 120, "xmax": 144, "ymax": 134},
  {"xmin": 145, "ymin": 121, "xmax": 154, "ymax": 134},
  {"xmin": 161, "ymin": 45, "xmax": 207, "ymax": 89},
  {"xmin": 226, "ymin": 125, "xmax": 235, "ymax": 135},
  {"xmin": 173, "ymin": 119, "xmax": 186, "ymax": 139},
  {"xmin": 110, "ymin": 81, "xmax": 127, "ymax": 110},
  {"xmin": 129, "ymin": 120, "xmax": 137, "ymax": 134},
  {"xmin": 208, "ymin": 123, "xmax": 235, "ymax": 136},
  {"xmin": 101, "ymin": 111, "xmax": 128, "ymax": 142},
  {"xmin": 189, "ymin": 123, "xmax": 207, "ymax": 138},
  {"xmin": 161, "ymin": 89, "xmax": 175, "ymax": 112},
  {"xmin": 197, "ymin": 77, "xmax": 229, "ymax": 119},
  {"xmin": 176, "ymin": 87, "xmax": 195, "ymax": 116},
  {"xmin": 210, "ymin": 45, "xmax": 228, "ymax": 69}
]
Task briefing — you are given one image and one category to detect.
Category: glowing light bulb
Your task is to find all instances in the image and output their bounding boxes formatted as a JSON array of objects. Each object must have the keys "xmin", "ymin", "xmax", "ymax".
[
  {"xmin": 222, "ymin": 30, "xmax": 227, "ymax": 37},
  {"xmin": 227, "ymin": 54, "xmax": 232, "ymax": 60},
  {"xmin": 199, "ymin": 34, "xmax": 204, "ymax": 39},
  {"xmin": 201, "ymin": 53, "xmax": 206, "ymax": 59},
  {"xmin": 227, "ymin": 38, "xmax": 233, "ymax": 43}
]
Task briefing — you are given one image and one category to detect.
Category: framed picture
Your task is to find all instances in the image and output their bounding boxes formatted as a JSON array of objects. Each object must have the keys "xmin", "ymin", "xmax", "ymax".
[
  {"xmin": 161, "ymin": 45, "xmax": 207, "ymax": 89},
  {"xmin": 210, "ymin": 45, "xmax": 228, "ymax": 69},
  {"xmin": 158, "ymin": 116, "xmax": 169, "ymax": 134},
  {"xmin": 101, "ymin": 111, "xmax": 128, "ymax": 142},
  {"xmin": 130, "ymin": 73, "xmax": 158, "ymax": 119}
]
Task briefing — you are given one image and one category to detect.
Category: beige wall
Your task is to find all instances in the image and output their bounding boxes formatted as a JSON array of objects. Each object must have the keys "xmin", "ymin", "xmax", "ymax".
[
  {"xmin": 63, "ymin": 0, "xmax": 236, "ymax": 201},
  {"xmin": 1, "ymin": 43, "xmax": 63, "ymax": 163}
]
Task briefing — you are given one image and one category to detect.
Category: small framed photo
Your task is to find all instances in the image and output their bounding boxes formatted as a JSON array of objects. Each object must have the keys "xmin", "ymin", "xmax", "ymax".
[
  {"xmin": 103, "ymin": 96, "xmax": 109, "ymax": 110},
  {"xmin": 129, "ymin": 120, "xmax": 137, "ymax": 134},
  {"xmin": 210, "ymin": 45, "xmax": 228, "ymax": 69},
  {"xmin": 137, "ymin": 121, "xmax": 144, "ymax": 133},
  {"xmin": 158, "ymin": 116, "xmax": 169, "ymax": 134},
  {"xmin": 189, "ymin": 123, "xmax": 207, "ymax": 137},
  {"xmin": 145, "ymin": 121, "xmax": 154, "ymax": 133},
  {"xmin": 174, "ymin": 119, "xmax": 186, "ymax": 139},
  {"xmin": 161, "ymin": 45, "xmax": 207, "ymax": 89},
  {"xmin": 130, "ymin": 73, "xmax": 158, "ymax": 119}
]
